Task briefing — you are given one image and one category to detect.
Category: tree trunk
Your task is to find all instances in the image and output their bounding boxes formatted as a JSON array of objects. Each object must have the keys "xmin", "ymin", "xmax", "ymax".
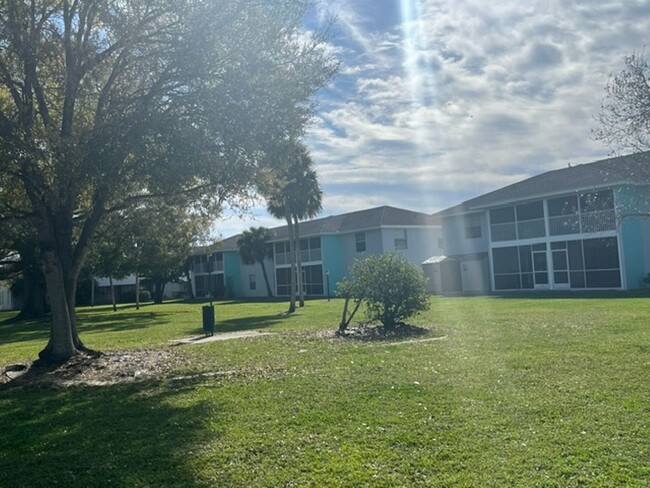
[
  {"xmin": 135, "ymin": 273, "xmax": 140, "ymax": 310},
  {"xmin": 13, "ymin": 265, "xmax": 48, "ymax": 321},
  {"xmin": 153, "ymin": 279, "xmax": 165, "ymax": 304},
  {"xmin": 110, "ymin": 276, "xmax": 117, "ymax": 312},
  {"xmin": 37, "ymin": 251, "xmax": 79, "ymax": 364},
  {"xmin": 259, "ymin": 259, "xmax": 274, "ymax": 297},
  {"xmin": 91, "ymin": 276, "xmax": 95, "ymax": 307},
  {"xmin": 286, "ymin": 216, "xmax": 296, "ymax": 313},
  {"xmin": 294, "ymin": 215, "xmax": 305, "ymax": 307},
  {"xmin": 184, "ymin": 266, "xmax": 196, "ymax": 299}
]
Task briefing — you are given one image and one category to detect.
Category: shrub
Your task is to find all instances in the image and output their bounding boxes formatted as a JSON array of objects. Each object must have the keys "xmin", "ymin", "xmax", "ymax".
[
  {"xmin": 345, "ymin": 253, "xmax": 430, "ymax": 330},
  {"xmin": 121, "ymin": 289, "xmax": 151, "ymax": 304}
]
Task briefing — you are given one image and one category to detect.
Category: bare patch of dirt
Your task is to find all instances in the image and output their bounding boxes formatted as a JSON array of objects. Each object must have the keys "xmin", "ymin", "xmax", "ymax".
[
  {"xmin": 1, "ymin": 349, "xmax": 197, "ymax": 388},
  {"xmin": 320, "ymin": 323, "xmax": 434, "ymax": 342}
]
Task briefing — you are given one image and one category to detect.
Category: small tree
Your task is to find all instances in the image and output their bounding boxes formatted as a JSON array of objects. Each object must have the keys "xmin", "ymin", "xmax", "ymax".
[
  {"xmin": 336, "ymin": 278, "xmax": 363, "ymax": 334},
  {"xmin": 345, "ymin": 253, "xmax": 430, "ymax": 330}
]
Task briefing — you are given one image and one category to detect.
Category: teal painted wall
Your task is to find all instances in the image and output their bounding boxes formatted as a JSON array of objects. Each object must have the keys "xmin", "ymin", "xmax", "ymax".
[
  {"xmin": 617, "ymin": 185, "xmax": 650, "ymax": 289},
  {"xmin": 321, "ymin": 235, "xmax": 346, "ymax": 296},
  {"xmin": 224, "ymin": 251, "xmax": 242, "ymax": 298},
  {"xmin": 621, "ymin": 219, "xmax": 645, "ymax": 289}
]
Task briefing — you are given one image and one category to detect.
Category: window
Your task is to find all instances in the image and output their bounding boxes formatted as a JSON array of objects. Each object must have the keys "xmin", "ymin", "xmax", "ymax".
[
  {"xmin": 274, "ymin": 242, "xmax": 291, "ymax": 265},
  {"xmin": 355, "ymin": 232, "xmax": 366, "ymax": 252},
  {"xmin": 548, "ymin": 196, "xmax": 578, "ymax": 216},
  {"xmin": 395, "ymin": 230, "xmax": 408, "ymax": 250},
  {"xmin": 276, "ymin": 268, "xmax": 292, "ymax": 296},
  {"xmin": 298, "ymin": 237, "xmax": 322, "ymax": 262},
  {"xmin": 249, "ymin": 274, "xmax": 256, "ymax": 291},
  {"xmin": 465, "ymin": 214, "xmax": 482, "ymax": 239},
  {"xmin": 489, "ymin": 207, "xmax": 515, "ymax": 241},
  {"xmin": 303, "ymin": 264, "xmax": 324, "ymax": 295},
  {"xmin": 195, "ymin": 274, "xmax": 224, "ymax": 298},
  {"xmin": 276, "ymin": 264, "xmax": 324, "ymax": 296},
  {"xmin": 580, "ymin": 190, "xmax": 614, "ymax": 213},
  {"xmin": 516, "ymin": 201, "xmax": 544, "ymax": 221}
]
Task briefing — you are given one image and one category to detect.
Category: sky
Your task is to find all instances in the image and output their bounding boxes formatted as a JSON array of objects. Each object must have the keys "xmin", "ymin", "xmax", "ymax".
[{"xmin": 214, "ymin": 0, "xmax": 649, "ymax": 239}]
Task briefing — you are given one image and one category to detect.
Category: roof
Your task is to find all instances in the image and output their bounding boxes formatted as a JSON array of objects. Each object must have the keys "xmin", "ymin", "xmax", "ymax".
[
  {"xmin": 197, "ymin": 206, "xmax": 441, "ymax": 253},
  {"xmin": 422, "ymin": 255, "xmax": 449, "ymax": 265},
  {"xmin": 436, "ymin": 151, "xmax": 650, "ymax": 217}
]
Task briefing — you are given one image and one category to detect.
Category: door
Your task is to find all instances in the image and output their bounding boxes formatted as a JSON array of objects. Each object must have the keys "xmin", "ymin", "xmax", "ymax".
[
  {"xmin": 532, "ymin": 249, "xmax": 549, "ymax": 288},
  {"xmin": 552, "ymin": 248, "xmax": 570, "ymax": 289},
  {"xmin": 441, "ymin": 259, "xmax": 462, "ymax": 293}
]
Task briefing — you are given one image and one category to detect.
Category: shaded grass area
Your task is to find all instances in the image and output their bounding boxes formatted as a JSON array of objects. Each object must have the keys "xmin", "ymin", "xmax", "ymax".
[{"xmin": 1, "ymin": 295, "xmax": 650, "ymax": 486}]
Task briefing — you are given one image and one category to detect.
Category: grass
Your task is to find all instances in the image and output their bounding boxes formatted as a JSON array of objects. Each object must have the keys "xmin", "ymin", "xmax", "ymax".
[{"xmin": 1, "ymin": 295, "xmax": 650, "ymax": 486}]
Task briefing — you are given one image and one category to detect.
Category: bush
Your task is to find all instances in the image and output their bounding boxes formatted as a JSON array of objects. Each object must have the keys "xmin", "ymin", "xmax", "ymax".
[
  {"xmin": 121, "ymin": 289, "xmax": 151, "ymax": 304},
  {"xmin": 345, "ymin": 253, "xmax": 430, "ymax": 329}
]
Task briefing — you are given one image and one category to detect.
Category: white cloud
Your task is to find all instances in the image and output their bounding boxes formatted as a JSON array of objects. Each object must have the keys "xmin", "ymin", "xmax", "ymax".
[{"xmin": 215, "ymin": 0, "xmax": 648, "ymax": 236}]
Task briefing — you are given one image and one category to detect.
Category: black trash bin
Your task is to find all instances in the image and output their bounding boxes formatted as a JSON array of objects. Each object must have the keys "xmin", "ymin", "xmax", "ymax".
[{"xmin": 202, "ymin": 305, "xmax": 215, "ymax": 335}]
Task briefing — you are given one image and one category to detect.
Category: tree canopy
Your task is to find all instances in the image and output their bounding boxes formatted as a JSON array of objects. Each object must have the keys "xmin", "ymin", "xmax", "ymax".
[
  {"xmin": 0, "ymin": 0, "xmax": 337, "ymax": 363},
  {"xmin": 342, "ymin": 253, "xmax": 430, "ymax": 330},
  {"xmin": 595, "ymin": 51, "xmax": 650, "ymax": 152}
]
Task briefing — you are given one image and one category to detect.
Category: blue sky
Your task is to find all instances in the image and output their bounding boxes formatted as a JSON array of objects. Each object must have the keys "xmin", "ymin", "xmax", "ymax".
[{"xmin": 215, "ymin": 0, "xmax": 649, "ymax": 238}]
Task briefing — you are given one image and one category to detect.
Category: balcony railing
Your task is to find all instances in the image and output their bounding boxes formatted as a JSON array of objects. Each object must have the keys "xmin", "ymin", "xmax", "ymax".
[
  {"xmin": 549, "ymin": 214, "xmax": 580, "ymax": 236},
  {"xmin": 581, "ymin": 209, "xmax": 616, "ymax": 233},
  {"xmin": 193, "ymin": 261, "xmax": 224, "ymax": 274},
  {"xmin": 490, "ymin": 222, "xmax": 517, "ymax": 242},
  {"xmin": 276, "ymin": 248, "xmax": 322, "ymax": 265},
  {"xmin": 548, "ymin": 209, "xmax": 616, "ymax": 236},
  {"xmin": 491, "ymin": 218, "xmax": 545, "ymax": 242},
  {"xmin": 517, "ymin": 218, "xmax": 546, "ymax": 239}
]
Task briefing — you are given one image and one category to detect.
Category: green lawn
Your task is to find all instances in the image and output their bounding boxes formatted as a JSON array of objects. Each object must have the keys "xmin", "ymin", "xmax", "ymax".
[{"xmin": 1, "ymin": 295, "xmax": 649, "ymax": 487}]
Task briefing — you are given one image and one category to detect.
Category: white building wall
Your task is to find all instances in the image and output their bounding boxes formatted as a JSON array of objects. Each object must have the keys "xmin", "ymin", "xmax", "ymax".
[
  {"xmin": 442, "ymin": 214, "xmax": 490, "ymax": 256},
  {"xmin": 380, "ymin": 227, "xmax": 444, "ymax": 266},
  {"xmin": 0, "ymin": 285, "xmax": 14, "ymax": 311},
  {"xmin": 239, "ymin": 258, "xmax": 275, "ymax": 298}
]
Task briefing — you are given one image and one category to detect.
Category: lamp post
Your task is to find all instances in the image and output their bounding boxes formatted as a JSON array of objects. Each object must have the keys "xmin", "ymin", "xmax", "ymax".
[
  {"xmin": 208, "ymin": 251, "xmax": 213, "ymax": 307},
  {"xmin": 134, "ymin": 242, "xmax": 140, "ymax": 310},
  {"xmin": 326, "ymin": 270, "xmax": 330, "ymax": 302}
]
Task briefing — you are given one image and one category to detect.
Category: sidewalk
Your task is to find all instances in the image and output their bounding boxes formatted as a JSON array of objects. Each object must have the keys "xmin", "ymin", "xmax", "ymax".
[{"xmin": 171, "ymin": 330, "xmax": 273, "ymax": 345}]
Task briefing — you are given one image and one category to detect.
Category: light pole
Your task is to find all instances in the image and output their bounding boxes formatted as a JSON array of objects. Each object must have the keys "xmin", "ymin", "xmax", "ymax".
[{"xmin": 326, "ymin": 270, "xmax": 330, "ymax": 302}]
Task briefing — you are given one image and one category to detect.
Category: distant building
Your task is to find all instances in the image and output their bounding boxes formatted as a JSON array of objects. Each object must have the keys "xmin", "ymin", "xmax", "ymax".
[
  {"xmin": 190, "ymin": 206, "xmax": 443, "ymax": 299},
  {"xmin": 93, "ymin": 276, "xmax": 189, "ymax": 304},
  {"xmin": 0, "ymin": 283, "xmax": 18, "ymax": 311},
  {"xmin": 427, "ymin": 151, "xmax": 650, "ymax": 293}
]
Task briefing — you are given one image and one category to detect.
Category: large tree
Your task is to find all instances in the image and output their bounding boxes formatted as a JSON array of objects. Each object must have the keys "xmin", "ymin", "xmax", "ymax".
[
  {"xmin": 594, "ymin": 51, "xmax": 650, "ymax": 224},
  {"xmin": 594, "ymin": 51, "xmax": 650, "ymax": 152},
  {"xmin": 0, "ymin": 0, "xmax": 336, "ymax": 363}
]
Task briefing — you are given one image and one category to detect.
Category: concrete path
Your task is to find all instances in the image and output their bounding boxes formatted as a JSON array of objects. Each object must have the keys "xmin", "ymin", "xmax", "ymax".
[{"xmin": 171, "ymin": 330, "xmax": 273, "ymax": 345}]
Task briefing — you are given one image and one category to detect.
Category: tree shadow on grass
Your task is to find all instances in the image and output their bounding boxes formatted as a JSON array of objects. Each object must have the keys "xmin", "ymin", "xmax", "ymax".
[
  {"xmin": 0, "ymin": 380, "xmax": 232, "ymax": 487},
  {"xmin": 77, "ymin": 311, "xmax": 163, "ymax": 334},
  {"xmin": 211, "ymin": 313, "xmax": 291, "ymax": 334},
  {"xmin": 0, "ymin": 317, "xmax": 49, "ymax": 345}
]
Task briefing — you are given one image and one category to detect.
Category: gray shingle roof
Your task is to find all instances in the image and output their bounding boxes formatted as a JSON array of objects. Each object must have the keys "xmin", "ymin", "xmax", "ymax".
[
  {"xmin": 198, "ymin": 206, "xmax": 441, "ymax": 252},
  {"xmin": 436, "ymin": 151, "xmax": 650, "ymax": 217}
]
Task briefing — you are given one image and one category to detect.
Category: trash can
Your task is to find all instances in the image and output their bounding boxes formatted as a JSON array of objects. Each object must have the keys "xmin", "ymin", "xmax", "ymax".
[{"xmin": 202, "ymin": 305, "xmax": 215, "ymax": 335}]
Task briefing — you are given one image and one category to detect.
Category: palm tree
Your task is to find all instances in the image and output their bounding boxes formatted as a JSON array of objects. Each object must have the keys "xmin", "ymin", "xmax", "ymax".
[
  {"xmin": 266, "ymin": 189, "xmax": 297, "ymax": 313},
  {"xmin": 288, "ymin": 160, "xmax": 322, "ymax": 307},
  {"xmin": 237, "ymin": 227, "xmax": 274, "ymax": 297},
  {"xmin": 263, "ymin": 141, "xmax": 323, "ymax": 313},
  {"xmin": 265, "ymin": 142, "xmax": 322, "ymax": 310}
]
